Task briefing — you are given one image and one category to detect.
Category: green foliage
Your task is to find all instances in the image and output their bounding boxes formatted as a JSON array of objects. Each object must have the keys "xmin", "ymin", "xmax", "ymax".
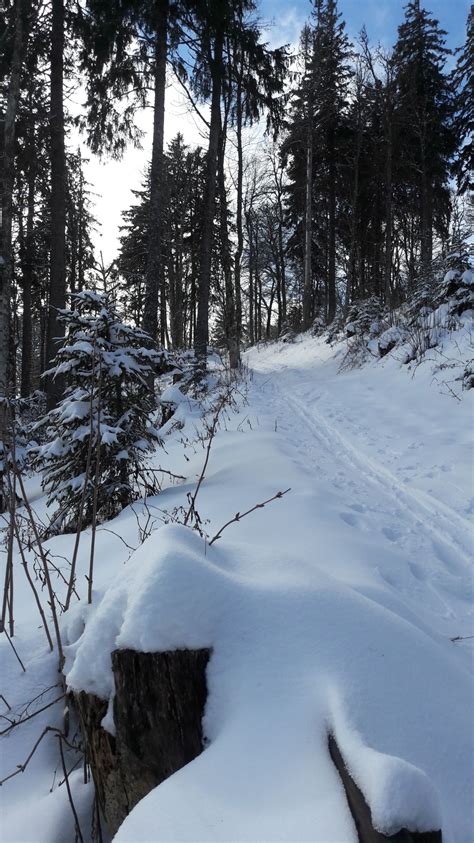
[{"xmin": 33, "ymin": 291, "xmax": 168, "ymax": 533}]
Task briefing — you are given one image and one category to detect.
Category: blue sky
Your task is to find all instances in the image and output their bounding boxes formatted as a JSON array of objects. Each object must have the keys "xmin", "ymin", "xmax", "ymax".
[{"xmin": 260, "ymin": 0, "xmax": 470, "ymax": 54}]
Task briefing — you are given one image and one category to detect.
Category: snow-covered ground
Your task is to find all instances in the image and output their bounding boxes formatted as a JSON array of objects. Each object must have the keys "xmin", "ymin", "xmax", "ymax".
[{"xmin": 1, "ymin": 330, "xmax": 473, "ymax": 842}]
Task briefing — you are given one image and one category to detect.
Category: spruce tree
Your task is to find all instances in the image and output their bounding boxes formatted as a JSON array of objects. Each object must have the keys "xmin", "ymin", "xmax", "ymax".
[
  {"xmin": 117, "ymin": 138, "xmax": 207, "ymax": 344},
  {"xmin": 33, "ymin": 290, "xmax": 168, "ymax": 534},
  {"xmin": 451, "ymin": 7, "xmax": 473, "ymax": 196},
  {"xmin": 393, "ymin": 0, "xmax": 455, "ymax": 275},
  {"xmin": 65, "ymin": 149, "xmax": 97, "ymax": 295},
  {"xmin": 283, "ymin": 0, "xmax": 351, "ymax": 326}
]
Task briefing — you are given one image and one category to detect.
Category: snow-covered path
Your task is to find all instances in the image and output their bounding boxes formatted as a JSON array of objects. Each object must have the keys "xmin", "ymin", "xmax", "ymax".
[{"xmin": 249, "ymin": 337, "xmax": 473, "ymax": 645}]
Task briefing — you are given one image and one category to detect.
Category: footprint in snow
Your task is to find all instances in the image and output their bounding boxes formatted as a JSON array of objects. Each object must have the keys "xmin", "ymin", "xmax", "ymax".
[
  {"xmin": 408, "ymin": 561, "xmax": 426, "ymax": 582},
  {"xmin": 340, "ymin": 512, "xmax": 359, "ymax": 528},
  {"xmin": 382, "ymin": 526, "xmax": 401, "ymax": 543},
  {"xmin": 349, "ymin": 503, "xmax": 367, "ymax": 513},
  {"xmin": 432, "ymin": 540, "xmax": 466, "ymax": 576}
]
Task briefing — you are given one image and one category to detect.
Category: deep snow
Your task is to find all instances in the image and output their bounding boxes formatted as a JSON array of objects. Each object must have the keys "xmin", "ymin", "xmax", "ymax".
[{"xmin": 1, "ymin": 329, "xmax": 473, "ymax": 843}]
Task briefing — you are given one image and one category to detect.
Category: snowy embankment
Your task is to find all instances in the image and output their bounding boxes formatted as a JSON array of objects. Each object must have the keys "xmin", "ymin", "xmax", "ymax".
[{"xmin": 1, "ymin": 330, "xmax": 473, "ymax": 842}]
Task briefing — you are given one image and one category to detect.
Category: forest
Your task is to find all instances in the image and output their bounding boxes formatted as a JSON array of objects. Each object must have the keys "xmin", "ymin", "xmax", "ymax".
[
  {"xmin": 1, "ymin": 0, "xmax": 472, "ymax": 401},
  {"xmin": 0, "ymin": 0, "xmax": 473, "ymax": 842}
]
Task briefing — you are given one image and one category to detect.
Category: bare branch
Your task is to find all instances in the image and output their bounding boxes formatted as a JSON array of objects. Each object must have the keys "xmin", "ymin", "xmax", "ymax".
[
  {"xmin": 58, "ymin": 735, "xmax": 84, "ymax": 843},
  {"xmin": 209, "ymin": 488, "xmax": 291, "ymax": 546},
  {"xmin": 2, "ymin": 627, "xmax": 26, "ymax": 672}
]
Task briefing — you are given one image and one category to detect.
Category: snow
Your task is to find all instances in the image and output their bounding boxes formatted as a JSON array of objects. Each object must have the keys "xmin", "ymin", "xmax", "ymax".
[{"xmin": 2, "ymin": 329, "xmax": 473, "ymax": 842}]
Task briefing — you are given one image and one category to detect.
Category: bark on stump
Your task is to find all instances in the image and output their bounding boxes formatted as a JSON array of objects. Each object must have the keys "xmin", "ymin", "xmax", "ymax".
[
  {"xmin": 328, "ymin": 735, "xmax": 442, "ymax": 843},
  {"xmin": 73, "ymin": 647, "xmax": 210, "ymax": 837}
]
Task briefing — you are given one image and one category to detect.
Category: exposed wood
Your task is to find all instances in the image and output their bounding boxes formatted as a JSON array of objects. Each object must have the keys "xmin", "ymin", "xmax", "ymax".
[
  {"xmin": 73, "ymin": 647, "xmax": 210, "ymax": 837},
  {"xmin": 328, "ymin": 735, "xmax": 442, "ymax": 843}
]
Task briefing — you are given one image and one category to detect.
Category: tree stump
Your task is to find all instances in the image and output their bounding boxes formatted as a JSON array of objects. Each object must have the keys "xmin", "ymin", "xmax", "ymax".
[
  {"xmin": 328, "ymin": 735, "xmax": 442, "ymax": 843},
  {"xmin": 73, "ymin": 647, "xmax": 210, "ymax": 837}
]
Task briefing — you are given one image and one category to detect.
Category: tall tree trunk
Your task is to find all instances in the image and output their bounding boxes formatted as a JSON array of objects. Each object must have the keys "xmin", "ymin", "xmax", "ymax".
[
  {"xmin": 346, "ymin": 112, "xmax": 362, "ymax": 316},
  {"xmin": 246, "ymin": 211, "xmax": 255, "ymax": 346},
  {"xmin": 276, "ymin": 181, "xmax": 287, "ymax": 326},
  {"xmin": 194, "ymin": 31, "xmax": 224, "ymax": 364},
  {"xmin": 0, "ymin": 0, "xmax": 32, "ymax": 411},
  {"xmin": 46, "ymin": 0, "xmax": 66, "ymax": 409},
  {"xmin": 275, "ymin": 262, "xmax": 282, "ymax": 335},
  {"xmin": 67, "ymin": 171, "xmax": 78, "ymax": 296},
  {"xmin": 78, "ymin": 159, "xmax": 85, "ymax": 292},
  {"xmin": 169, "ymin": 219, "xmax": 184, "ymax": 348},
  {"xmin": 21, "ymin": 152, "xmax": 35, "ymax": 397},
  {"xmin": 327, "ymin": 128, "xmax": 336, "ymax": 324},
  {"xmin": 420, "ymin": 168, "xmax": 432, "ymax": 274},
  {"xmin": 302, "ymin": 119, "xmax": 313, "ymax": 330},
  {"xmin": 217, "ymin": 118, "xmax": 239, "ymax": 369},
  {"xmin": 384, "ymin": 115, "xmax": 393, "ymax": 310},
  {"xmin": 143, "ymin": 0, "xmax": 168, "ymax": 348},
  {"xmin": 232, "ymin": 63, "xmax": 243, "ymax": 368}
]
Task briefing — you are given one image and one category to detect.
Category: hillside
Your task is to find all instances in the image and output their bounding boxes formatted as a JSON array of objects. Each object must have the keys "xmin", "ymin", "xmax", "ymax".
[{"xmin": 1, "ymin": 329, "xmax": 472, "ymax": 843}]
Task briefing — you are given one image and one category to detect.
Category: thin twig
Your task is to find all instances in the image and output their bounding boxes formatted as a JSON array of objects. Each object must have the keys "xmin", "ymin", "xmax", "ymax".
[
  {"xmin": 57, "ymin": 755, "xmax": 82, "ymax": 788},
  {"xmin": 65, "ymin": 334, "xmax": 98, "ymax": 610},
  {"xmin": 0, "ymin": 694, "xmax": 11, "ymax": 711},
  {"xmin": 0, "ymin": 726, "xmax": 79, "ymax": 786},
  {"xmin": 58, "ymin": 735, "xmax": 84, "ymax": 843},
  {"xmin": 184, "ymin": 392, "xmax": 229, "ymax": 527},
  {"xmin": 87, "ymin": 351, "xmax": 102, "ymax": 605},
  {"xmin": 17, "ymin": 684, "xmax": 62, "ymax": 718},
  {"xmin": 11, "ymin": 501, "xmax": 54, "ymax": 651},
  {"xmin": 0, "ymin": 694, "xmax": 65, "ymax": 736},
  {"xmin": 95, "ymin": 526, "xmax": 136, "ymax": 552},
  {"xmin": 13, "ymin": 469, "xmax": 64, "ymax": 668},
  {"xmin": 2, "ymin": 628, "xmax": 26, "ymax": 672},
  {"xmin": 0, "ymin": 408, "xmax": 15, "ymax": 635},
  {"xmin": 209, "ymin": 489, "xmax": 291, "ymax": 546}
]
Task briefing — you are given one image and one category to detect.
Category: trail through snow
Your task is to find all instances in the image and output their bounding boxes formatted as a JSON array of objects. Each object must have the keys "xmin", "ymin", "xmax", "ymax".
[{"xmin": 250, "ymin": 339, "xmax": 473, "ymax": 622}]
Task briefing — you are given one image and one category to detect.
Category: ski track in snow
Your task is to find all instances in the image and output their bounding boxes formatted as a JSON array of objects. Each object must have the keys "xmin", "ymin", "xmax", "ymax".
[{"xmin": 249, "ymin": 354, "xmax": 473, "ymax": 635}]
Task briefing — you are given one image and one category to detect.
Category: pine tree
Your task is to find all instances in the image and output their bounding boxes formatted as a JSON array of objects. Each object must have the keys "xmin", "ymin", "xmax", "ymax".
[{"xmin": 33, "ymin": 290, "xmax": 168, "ymax": 534}]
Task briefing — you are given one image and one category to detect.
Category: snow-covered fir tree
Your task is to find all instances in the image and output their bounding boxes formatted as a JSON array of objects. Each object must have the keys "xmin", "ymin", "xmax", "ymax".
[{"xmin": 33, "ymin": 291, "xmax": 168, "ymax": 534}]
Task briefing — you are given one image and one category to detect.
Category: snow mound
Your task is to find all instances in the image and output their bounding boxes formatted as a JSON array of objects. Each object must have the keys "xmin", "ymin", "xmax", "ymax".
[{"xmin": 64, "ymin": 519, "xmax": 471, "ymax": 842}]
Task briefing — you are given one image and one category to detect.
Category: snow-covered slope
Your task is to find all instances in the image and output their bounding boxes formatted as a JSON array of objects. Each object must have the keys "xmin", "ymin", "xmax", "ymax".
[{"xmin": 1, "ymin": 332, "xmax": 473, "ymax": 843}]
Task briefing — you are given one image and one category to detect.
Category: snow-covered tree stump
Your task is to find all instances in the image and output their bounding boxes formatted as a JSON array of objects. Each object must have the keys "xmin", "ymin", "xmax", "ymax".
[
  {"xmin": 73, "ymin": 647, "xmax": 210, "ymax": 836},
  {"xmin": 328, "ymin": 736, "xmax": 442, "ymax": 843}
]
